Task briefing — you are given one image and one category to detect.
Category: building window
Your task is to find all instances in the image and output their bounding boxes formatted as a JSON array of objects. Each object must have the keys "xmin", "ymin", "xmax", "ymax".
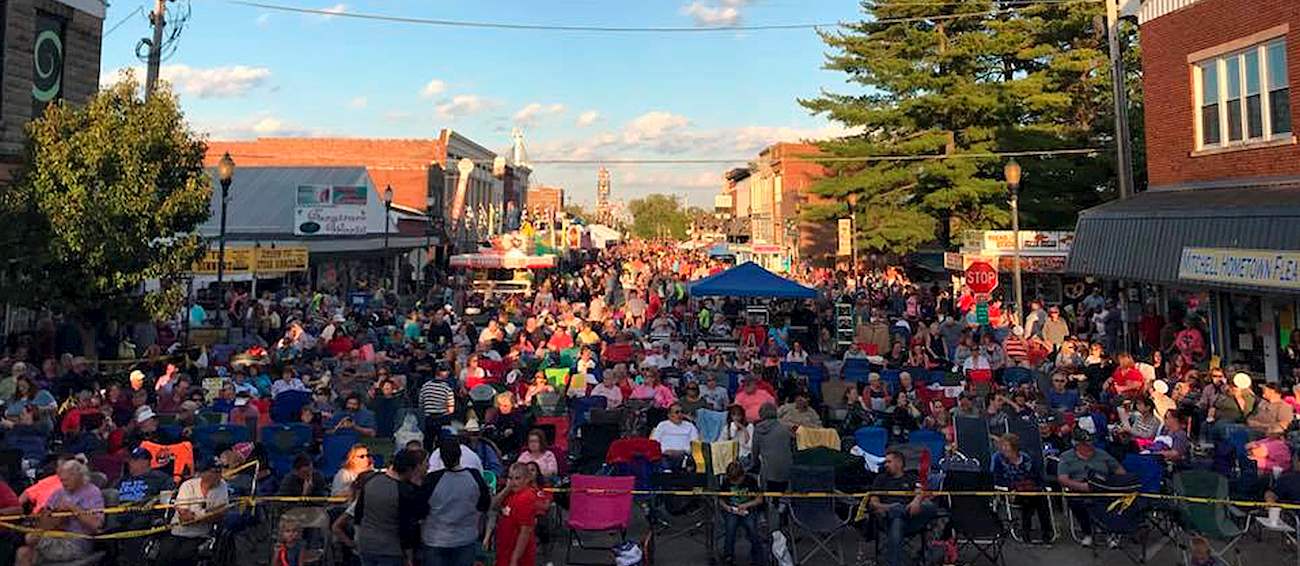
[{"xmin": 1194, "ymin": 38, "xmax": 1290, "ymax": 151}]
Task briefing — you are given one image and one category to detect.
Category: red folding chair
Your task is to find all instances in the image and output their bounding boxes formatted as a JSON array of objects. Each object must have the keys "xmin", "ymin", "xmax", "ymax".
[{"xmin": 566, "ymin": 474, "xmax": 636, "ymax": 565}]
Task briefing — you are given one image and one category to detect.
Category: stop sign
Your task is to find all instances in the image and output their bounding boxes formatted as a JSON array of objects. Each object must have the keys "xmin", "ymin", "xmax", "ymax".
[{"xmin": 965, "ymin": 260, "xmax": 999, "ymax": 294}]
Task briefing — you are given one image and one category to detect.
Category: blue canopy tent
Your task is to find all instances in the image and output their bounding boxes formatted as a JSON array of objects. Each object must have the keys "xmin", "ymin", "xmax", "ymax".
[{"xmin": 688, "ymin": 261, "xmax": 818, "ymax": 299}]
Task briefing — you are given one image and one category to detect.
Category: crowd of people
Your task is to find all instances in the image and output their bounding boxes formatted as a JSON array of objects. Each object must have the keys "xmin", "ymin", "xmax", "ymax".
[{"xmin": 0, "ymin": 240, "xmax": 1293, "ymax": 566}]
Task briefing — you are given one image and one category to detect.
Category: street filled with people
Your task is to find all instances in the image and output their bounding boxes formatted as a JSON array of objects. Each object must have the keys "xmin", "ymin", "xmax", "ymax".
[{"xmin": 0, "ymin": 240, "xmax": 1294, "ymax": 566}]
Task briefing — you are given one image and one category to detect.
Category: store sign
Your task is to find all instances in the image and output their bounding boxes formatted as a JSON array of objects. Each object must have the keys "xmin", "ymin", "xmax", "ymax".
[
  {"xmin": 1178, "ymin": 247, "xmax": 1300, "ymax": 290},
  {"xmin": 996, "ymin": 255, "xmax": 1067, "ymax": 273},
  {"xmin": 295, "ymin": 185, "xmax": 368, "ymax": 236},
  {"xmin": 837, "ymin": 218, "xmax": 853, "ymax": 257},
  {"xmin": 193, "ymin": 246, "xmax": 309, "ymax": 275},
  {"xmin": 32, "ymin": 11, "xmax": 66, "ymax": 116},
  {"xmin": 964, "ymin": 230, "xmax": 1074, "ymax": 254},
  {"xmin": 753, "ymin": 244, "xmax": 783, "ymax": 254},
  {"xmin": 943, "ymin": 252, "xmax": 964, "ymax": 271}
]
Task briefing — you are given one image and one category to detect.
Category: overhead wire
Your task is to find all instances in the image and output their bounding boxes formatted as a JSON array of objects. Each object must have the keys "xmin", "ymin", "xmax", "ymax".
[
  {"xmin": 527, "ymin": 148, "xmax": 1099, "ymax": 165},
  {"xmin": 104, "ymin": 5, "xmax": 144, "ymax": 38},
  {"xmin": 226, "ymin": 1, "xmax": 1091, "ymax": 33}
]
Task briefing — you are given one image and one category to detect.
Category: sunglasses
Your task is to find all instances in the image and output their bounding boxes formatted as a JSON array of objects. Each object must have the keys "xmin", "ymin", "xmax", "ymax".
[{"xmin": 355, "ymin": 453, "xmax": 371, "ymax": 460}]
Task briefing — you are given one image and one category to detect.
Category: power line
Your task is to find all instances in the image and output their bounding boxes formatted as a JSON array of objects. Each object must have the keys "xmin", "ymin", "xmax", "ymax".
[
  {"xmin": 104, "ymin": 5, "xmax": 144, "ymax": 37},
  {"xmin": 228, "ymin": 1, "xmax": 1054, "ymax": 33},
  {"xmin": 528, "ymin": 148, "xmax": 1099, "ymax": 165}
]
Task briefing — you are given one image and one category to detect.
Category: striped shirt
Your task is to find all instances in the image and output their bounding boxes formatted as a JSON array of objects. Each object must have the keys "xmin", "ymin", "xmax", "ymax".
[{"xmin": 420, "ymin": 379, "xmax": 455, "ymax": 417}]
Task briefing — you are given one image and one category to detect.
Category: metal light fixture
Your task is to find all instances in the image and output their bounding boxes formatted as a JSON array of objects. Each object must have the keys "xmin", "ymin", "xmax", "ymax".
[
  {"xmin": 1005, "ymin": 158, "xmax": 1023, "ymax": 325},
  {"xmin": 215, "ymin": 152, "xmax": 235, "ymax": 327},
  {"xmin": 383, "ymin": 185, "xmax": 394, "ymax": 293}
]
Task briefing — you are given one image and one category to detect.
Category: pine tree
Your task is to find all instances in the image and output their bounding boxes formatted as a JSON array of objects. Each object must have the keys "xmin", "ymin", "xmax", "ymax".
[{"xmin": 801, "ymin": 0, "xmax": 1139, "ymax": 255}]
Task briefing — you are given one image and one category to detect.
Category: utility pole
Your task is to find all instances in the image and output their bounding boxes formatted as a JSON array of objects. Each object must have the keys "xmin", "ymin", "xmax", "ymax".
[
  {"xmin": 1106, "ymin": 0, "xmax": 1135, "ymax": 200},
  {"xmin": 144, "ymin": 0, "xmax": 167, "ymax": 98}
]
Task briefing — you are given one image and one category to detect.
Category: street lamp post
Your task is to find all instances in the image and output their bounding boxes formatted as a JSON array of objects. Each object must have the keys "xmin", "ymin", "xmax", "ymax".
[
  {"xmin": 383, "ymin": 185, "xmax": 394, "ymax": 295},
  {"xmin": 1005, "ymin": 159, "xmax": 1023, "ymax": 326},
  {"xmin": 216, "ymin": 152, "xmax": 235, "ymax": 327}
]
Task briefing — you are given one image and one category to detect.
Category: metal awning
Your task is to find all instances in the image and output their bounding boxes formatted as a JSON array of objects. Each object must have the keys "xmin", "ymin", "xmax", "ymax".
[{"xmin": 1067, "ymin": 184, "xmax": 1300, "ymax": 293}]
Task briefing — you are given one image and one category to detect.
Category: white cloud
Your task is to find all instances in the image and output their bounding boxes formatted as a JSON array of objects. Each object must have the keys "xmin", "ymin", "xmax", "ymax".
[
  {"xmin": 196, "ymin": 114, "xmax": 315, "ymax": 139},
  {"xmin": 513, "ymin": 102, "xmax": 566, "ymax": 126},
  {"xmin": 435, "ymin": 94, "xmax": 489, "ymax": 119},
  {"xmin": 137, "ymin": 65, "xmax": 272, "ymax": 98},
  {"xmin": 575, "ymin": 110, "xmax": 601, "ymax": 128},
  {"xmin": 383, "ymin": 110, "xmax": 414, "ymax": 123},
  {"xmin": 622, "ymin": 111, "xmax": 690, "ymax": 144},
  {"xmin": 348, "ymin": 96, "xmax": 368, "ymax": 109},
  {"xmin": 681, "ymin": 0, "xmax": 751, "ymax": 26},
  {"xmin": 255, "ymin": 13, "xmax": 271, "ymax": 26},
  {"xmin": 420, "ymin": 79, "xmax": 447, "ymax": 99}
]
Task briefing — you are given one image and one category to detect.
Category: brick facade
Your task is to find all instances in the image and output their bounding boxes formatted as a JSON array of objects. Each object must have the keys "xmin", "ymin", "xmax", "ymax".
[
  {"xmin": 1141, "ymin": 0, "xmax": 1300, "ymax": 189},
  {"xmin": 0, "ymin": 0, "xmax": 102, "ymax": 178},
  {"xmin": 526, "ymin": 185, "xmax": 563, "ymax": 216},
  {"xmin": 753, "ymin": 142, "xmax": 836, "ymax": 264}
]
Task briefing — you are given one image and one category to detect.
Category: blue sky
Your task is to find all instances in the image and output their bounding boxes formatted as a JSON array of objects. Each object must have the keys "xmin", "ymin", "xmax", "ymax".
[{"xmin": 100, "ymin": 1, "xmax": 862, "ymax": 206}]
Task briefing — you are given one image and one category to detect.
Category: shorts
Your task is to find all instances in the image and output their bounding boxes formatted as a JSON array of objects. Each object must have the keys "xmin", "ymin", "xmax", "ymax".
[{"xmin": 36, "ymin": 537, "xmax": 92, "ymax": 562}]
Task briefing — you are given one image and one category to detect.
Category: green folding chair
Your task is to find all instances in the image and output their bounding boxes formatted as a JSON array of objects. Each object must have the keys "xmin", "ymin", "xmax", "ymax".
[{"xmin": 1171, "ymin": 470, "xmax": 1245, "ymax": 566}]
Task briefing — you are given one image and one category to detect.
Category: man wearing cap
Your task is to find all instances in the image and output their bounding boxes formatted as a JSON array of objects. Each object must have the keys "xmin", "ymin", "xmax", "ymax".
[
  {"xmin": 1056, "ymin": 429, "xmax": 1126, "ymax": 547},
  {"xmin": 157, "ymin": 458, "xmax": 229, "ymax": 565},
  {"xmin": 114, "ymin": 447, "xmax": 174, "ymax": 560},
  {"xmin": 126, "ymin": 405, "xmax": 166, "ymax": 447},
  {"xmin": 1247, "ymin": 382, "xmax": 1294, "ymax": 437}
]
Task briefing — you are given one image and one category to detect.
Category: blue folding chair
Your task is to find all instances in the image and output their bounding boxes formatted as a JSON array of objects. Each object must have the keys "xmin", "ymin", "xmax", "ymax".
[
  {"xmin": 1001, "ymin": 367, "xmax": 1035, "ymax": 387},
  {"xmin": 842, "ymin": 359, "xmax": 872, "ymax": 384},
  {"xmin": 571, "ymin": 395, "xmax": 608, "ymax": 431},
  {"xmin": 726, "ymin": 370, "xmax": 743, "ymax": 396},
  {"xmin": 271, "ymin": 390, "xmax": 312, "ymax": 424},
  {"xmin": 261, "ymin": 423, "xmax": 313, "ymax": 477},
  {"xmin": 192, "ymin": 424, "xmax": 252, "ymax": 464},
  {"xmin": 854, "ymin": 426, "xmax": 888, "ymax": 457},
  {"xmin": 1122, "ymin": 453, "xmax": 1164, "ymax": 494},
  {"xmin": 880, "ymin": 369, "xmax": 902, "ymax": 393},
  {"xmin": 319, "ymin": 431, "xmax": 360, "ymax": 479},
  {"xmin": 908, "ymin": 429, "xmax": 948, "ymax": 467}
]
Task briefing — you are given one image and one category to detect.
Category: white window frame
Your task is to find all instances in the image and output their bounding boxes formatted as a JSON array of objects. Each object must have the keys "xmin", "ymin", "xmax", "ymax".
[{"xmin": 1190, "ymin": 30, "xmax": 1292, "ymax": 154}]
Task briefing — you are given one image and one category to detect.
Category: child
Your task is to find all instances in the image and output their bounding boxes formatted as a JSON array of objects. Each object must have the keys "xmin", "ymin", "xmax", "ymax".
[
  {"xmin": 273, "ymin": 516, "xmax": 304, "ymax": 566},
  {"xmin": 719, "ymin": 461, "xmax": 766, "ymax": 565},
  {"xmin": 1188, "ymin": 535, "xmax": 1226, "ymax": 566}
]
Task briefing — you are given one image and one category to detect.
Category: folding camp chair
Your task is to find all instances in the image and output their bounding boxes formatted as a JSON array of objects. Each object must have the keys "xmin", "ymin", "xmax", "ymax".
[
  {"xmin": 954, "ymin": 416, "xmax": 992, "ymax": 468},
  {"xmin": 907, "ymin": 429, "xmax": 947, "ymax": 468},
  {"xmin": 998, "ymin": 415, "xmax": 1058, "ymax": 543},
  {"xmin": 945, "ymin": 469, "xmax": 1006, "ymax": 565},
  {"xmin": 788, "ymin": 465, "xmax": 850, "ymax": 565},
  {"xmin": 270, "ymin": 390, "xmax": 312, "ymax": 424},
  {"xmin": 842, "ymin": 359, "xmax": 872, "ymax": 383},
  {"xmin": 571, "ymin": 395, "xmax": 608, "ymax": 431},
  {"xmin": 1001, "ymin": 367, "xmax": 1035, "ymax": 388},
  {"xmin": 650, "ymin": 468, "xmax": 713, "ymax": 560},
  {"xmin": 192, "ymin": 423, "xmax": 253, "ymax": 464},
  {"xmin": 566, "ymin": 474, "xmax": 636, "ymax": 565},
  {"xmin": 260, "ymin": 423, "xmax": 313, "ymax": 477},
  {"xmin": 319, "ymin": 431, "xmax": 359, "ymax": 479},
  {"xmin": 854, "ymin": 426, "xmax": 888, "ymax": 458},
  {"xmin": 535, "ymin": 415, "xmax": 571, "ymax": 452},
  {"xmin": 1172, "ymin": 470, "xmax": 1246, "ymax": 566}
]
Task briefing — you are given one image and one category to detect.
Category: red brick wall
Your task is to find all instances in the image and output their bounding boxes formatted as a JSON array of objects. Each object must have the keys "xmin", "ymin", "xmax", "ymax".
[
  {"xmin": 204, "ymin": 138, "xmax": 439, "ymax": 209},
  {"xmin": 768, "ymin": 142, "xmax": 837, "ymax": 263},
  {"xmin": 1141, "ymin": 0, "xmax": 1300, "ymax": 189}
]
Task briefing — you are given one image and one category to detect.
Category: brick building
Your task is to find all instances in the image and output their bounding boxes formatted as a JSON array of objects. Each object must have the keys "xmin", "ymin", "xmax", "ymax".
[
  {"xmin": 747, "ymin": 142, "xmax": 835, "ymax": 269},
  {"xmin": 206, "ymin": 129, "xmax": 528, "ymax": 248},
  {"xmin": 526, "ymin": 185, "xmax": 564, "ymax": 218},
  {"xmin": 1068, "ymin": 0, "xmax": 1300, "ymax": 380},
  {"xmin": 0, "ymin": 0, "xmax": 104, "ymax": 179}
]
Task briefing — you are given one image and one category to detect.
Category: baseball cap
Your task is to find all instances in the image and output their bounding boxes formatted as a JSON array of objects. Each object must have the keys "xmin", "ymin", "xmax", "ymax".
[
  {"xmin": 1071, "ymin": 428, "xmax": 1094, "ymax": 444},
  {"xmin": 129, "ymin": 447, "xmax": 152, "ymax": 461},
  {"xmin": 195, "ymin": 457, "xmax": 225, "ymax": 474},
  {"xmin": 134, "ymin": 406, "xmax": 157, "ymax": 423}
]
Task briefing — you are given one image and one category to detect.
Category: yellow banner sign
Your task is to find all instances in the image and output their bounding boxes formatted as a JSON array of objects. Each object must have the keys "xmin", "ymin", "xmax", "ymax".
[{"xmin": 192, "ymin": 246, "xmax": 308, "ymax": 275}]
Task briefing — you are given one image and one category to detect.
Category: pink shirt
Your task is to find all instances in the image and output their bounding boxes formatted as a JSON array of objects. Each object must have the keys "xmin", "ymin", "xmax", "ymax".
[
  {"xmin": 734, "ymin": 389, "xmax": 776, "ymax": 422},
  {"xmin": 516, "ymin": 450, "xmax": 558, "ymax": 477}
]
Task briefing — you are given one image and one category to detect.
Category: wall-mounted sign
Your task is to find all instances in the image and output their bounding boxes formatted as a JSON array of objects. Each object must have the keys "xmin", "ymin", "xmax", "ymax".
[
  {"xmin": 837, "ymin": 218, "xmax": 853, "ymax": 257},
  {"xmin": 294, "ymin": 185, "xmax": 368, "ymax": 236},
  {"xmin": 32, "ymin": 11, "xmax": 66, "ymax": 116},
  {"xmin": 193, "ymin": 246, "xmax": 310, "ymax": 275},
  {"xmin": 963, "ymin": 230, "xmax": 1074, "ymax": 255},
  {"xmin": 1178, "ymin": 247, "xmax": 1300, "ymax": 290}
]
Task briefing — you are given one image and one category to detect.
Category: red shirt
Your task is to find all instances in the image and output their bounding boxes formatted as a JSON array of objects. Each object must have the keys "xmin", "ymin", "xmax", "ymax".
[
  {"xmin": 0, "ymin": 480, "xmax": 20, "ymax": 510},
  {"xmin": 496, "ymin": 488, "xmax": 540, "ymax": 566},
  {"xmin": 1112, "ymin": 366, "xmax": 1144, "ymax": 395}
]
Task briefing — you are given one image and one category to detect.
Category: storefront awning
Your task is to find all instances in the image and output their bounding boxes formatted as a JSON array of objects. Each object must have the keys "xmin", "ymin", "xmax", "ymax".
[{"xmin": 1068, "ymin": 184, "xmax": 1300, "ymax": 294}]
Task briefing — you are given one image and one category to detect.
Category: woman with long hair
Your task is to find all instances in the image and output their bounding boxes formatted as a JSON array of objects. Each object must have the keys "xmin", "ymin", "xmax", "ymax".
[
  {"xmin": 515, "ymin": 429, "xmax": 558, "ymax": 478},
  {"xmin": 331, "ymin": 444, "xmax": 372, "ymax": 497},
  {"xmin": 722, "ymin": 404, "xmax": 754, "ymax": 466}
]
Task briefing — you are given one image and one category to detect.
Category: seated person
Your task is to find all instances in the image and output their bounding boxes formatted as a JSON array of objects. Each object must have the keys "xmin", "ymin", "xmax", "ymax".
[
  {"xmin": 1247, "ymin": 435, "xmax": 1292, "ymax": 477},
  {"xmin": 868, "ymin": 451, "xmax": 937, "ymax": 566},
  {"xmin": 777, "ymin": 391, "xmax": 821, "ymax": 431},
  {"xmin": 17, "ymin": 460, "xmax": 104, "ymax": 566},
  {"xmin": 1247, "ymin": 382, "xmax": 1294, "ymax": 437},
  {"xmin": 1056, "ymin": 429, "xmax": 1125, "ymax": 547},
  {"xmin": 650, "ymin": 403, "xmax": 700, "ymax": 463},
  {"xmin": 326, "ymin": 393, "xmax": 377, "ymax": 437},
  {"xmin": 515, "ymin": 429, "xmax": 559, "ymax": 478},
  {"xmin": 278, "ymin": 453, "xmax": 330, "ymax": 497}
]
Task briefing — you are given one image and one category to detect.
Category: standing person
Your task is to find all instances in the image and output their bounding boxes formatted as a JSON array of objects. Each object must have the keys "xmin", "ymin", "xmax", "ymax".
[
  {"xmin": 719, "ymin": 461, "xmax": 766, "ymax": 565},
  {"xmin": 420, "ymin": 369, "xmax": 458, "ymax": 450},
  {"xmin": 494, "ymin": 463, "xmax": 541, "ymax": 566},
  {"xmin": 751, "ymin": 403, "xmax": 793, "ymax": 492},
  {"xmin": 156, "ymin": 459, "xmax": 230, "ymax": 566},
  {"xmin": 349, "ymin": 449, "xmax": 425, "ymax": 566},
  {"xmin": 418, "ymin": 437, "xmax": 491, "ymax": 566}
]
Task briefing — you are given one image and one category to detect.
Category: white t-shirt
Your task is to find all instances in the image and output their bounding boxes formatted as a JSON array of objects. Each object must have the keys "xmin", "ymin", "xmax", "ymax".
[
  {"xmin": 427, "ymin": 444, "xmax": 483, "ymax": 473},
  {"xmin": 650, "ymin": 419, "xmax": 699, "ymax": 453},
  {"xmin": 171, "ymin": 477, "xmax": 229, "ymax": 538}
]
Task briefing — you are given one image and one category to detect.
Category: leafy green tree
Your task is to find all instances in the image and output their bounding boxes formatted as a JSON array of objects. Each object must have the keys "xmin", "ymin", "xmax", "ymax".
[
  {"xmin": 801, "ymin": 0, "xmax": 1142, "ymax": 254},
  {"xmin": 0, "ymin": 73, "xmax": 212, "ymax": 320},
  {"xmin": 628, "ymin": 194, "xmax": 690, "ymax": 240}
]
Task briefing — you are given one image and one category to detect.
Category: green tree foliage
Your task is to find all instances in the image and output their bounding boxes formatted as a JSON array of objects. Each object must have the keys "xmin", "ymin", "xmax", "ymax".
[
  {"xmin": 0, "ymin": 73, "xmax": 212, "ymax": 320},
  {"xmin": 801, "ymin": 0, "xmax": 1143, "ymax": 254},
  {"xmin": 628, "ymin": 194, "xmax": 690, "ymax": 240}
]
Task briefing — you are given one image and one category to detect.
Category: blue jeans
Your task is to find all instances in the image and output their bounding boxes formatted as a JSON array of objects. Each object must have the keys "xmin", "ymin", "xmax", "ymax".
[
  {"xmin": 422, "ymin": 543, "xmax": 478, "ymax": 566},
  {"xmin": 360, "ymin": 554, "xmax": 405, "ymax": 566},
  {"xmin": 880, "ymin": 502, "xmax": 936, "ymax": 566},
  {"xmin": 723, "ymin": 510, "xmax": 766, "ymax": 565}
]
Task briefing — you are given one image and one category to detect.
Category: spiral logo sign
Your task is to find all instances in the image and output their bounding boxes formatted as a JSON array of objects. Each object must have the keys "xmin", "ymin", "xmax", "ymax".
[{"xmin": 32, "ymin": 13, "xmax": 66, "ymax": 114}]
